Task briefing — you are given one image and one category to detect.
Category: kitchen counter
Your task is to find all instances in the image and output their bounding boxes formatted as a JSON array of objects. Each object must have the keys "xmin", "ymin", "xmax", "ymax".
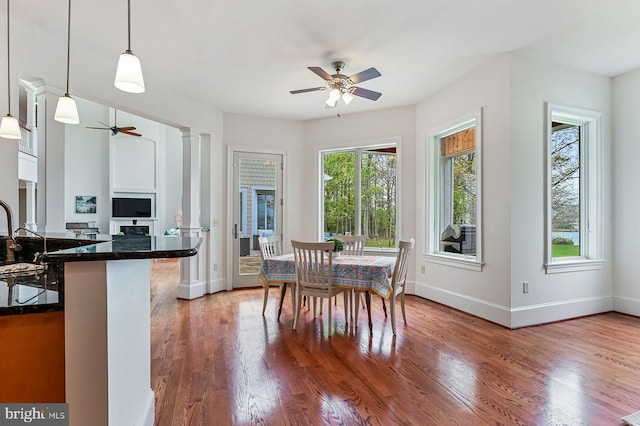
[
  {"xmin": 0, "ymin": 230, "xmax": 201, "ymax": 425},
  {"xmin": 0, "ymin": 232, "xmax": 200, "ymax": 317}
]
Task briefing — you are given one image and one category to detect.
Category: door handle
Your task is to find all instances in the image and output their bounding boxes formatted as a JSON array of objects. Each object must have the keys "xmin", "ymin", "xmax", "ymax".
[{"xmin": 234, "ymin": 224, "xmax": 238, "ymax": 239}]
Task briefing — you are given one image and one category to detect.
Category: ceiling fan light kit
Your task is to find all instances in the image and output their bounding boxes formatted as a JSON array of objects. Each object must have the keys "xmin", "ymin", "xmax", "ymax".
[
  {"xmin": 115, "ymin": 0, "xmax": 145, "ymax": 93},
  {"xmin": 54, "ymin": 0, "xmax": 80, "ymax": 125},
  {"xmin": 0, "ymin": 0, "xmax": 21, "ymax": 139},
  {"xmin": 290, "ymin": 61, "xmax": 382, "ymax": 111}
]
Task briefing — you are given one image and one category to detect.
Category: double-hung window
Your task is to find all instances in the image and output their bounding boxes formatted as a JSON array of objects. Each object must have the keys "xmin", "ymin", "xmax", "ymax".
[
  {"xmin": 546, "ymin": 103, "xmax": 603, "ymax": 273},
  {"xmin": 427, "ymin": 110, "xmax": 482, "ymax": 270},
  {"xmin": 321, "ymin": 143, "xmax": 398, "ymax": 251}
]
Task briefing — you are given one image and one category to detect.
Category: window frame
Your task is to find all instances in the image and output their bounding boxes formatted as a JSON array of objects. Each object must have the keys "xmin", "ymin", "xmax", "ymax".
[
  {"xmin": 545, "ymin": 103, "xmax": 604, "ymax": 273},
  {"xmin": 426, "ymin": 109, "xmax": 483, "ymax": 271},
  {"xmin": 319, "ymin": 138, "xmax": 400, "ymax": 253}
]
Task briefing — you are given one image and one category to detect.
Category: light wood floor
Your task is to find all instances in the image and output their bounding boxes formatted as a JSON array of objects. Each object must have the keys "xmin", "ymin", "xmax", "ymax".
[{"xmin": 150, "ymin": 259, "xmax": 640, "ymax": 425}]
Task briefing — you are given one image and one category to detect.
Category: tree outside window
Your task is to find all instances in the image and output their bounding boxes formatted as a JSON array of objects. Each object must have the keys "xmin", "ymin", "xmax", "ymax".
[
  {"xmin": 322, "ymin": 146, "xmax": 397, "ymax": 249},
  {"xmin": 550, "ymin": 124, "xmax": 580, "ymax": 258}
]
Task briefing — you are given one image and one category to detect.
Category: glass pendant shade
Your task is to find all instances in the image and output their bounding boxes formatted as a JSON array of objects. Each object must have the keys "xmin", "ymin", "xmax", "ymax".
[
  {"xmin": 115, "ymin": 51, "xmax": 145, "ymax": 93},
  {"xmin": 325, "ymin": 97, "xmax": 337, "ymax": 108},
  {"xmin": 0, "ymin": 114, "xmax": 21, "ymax": 139},
  {"xmin": 54, "ymin": 94, "xmax": 80, "ymax": 124},
  {"xmin": 341, "ymin": 91, "xmax": 354, "ymax": 105}
]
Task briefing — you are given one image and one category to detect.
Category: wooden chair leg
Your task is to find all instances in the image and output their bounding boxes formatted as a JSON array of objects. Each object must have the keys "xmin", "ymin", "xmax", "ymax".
[
  {"xmin": 401, "ymin": 291, "xmax": 407, "ymax": 324},
  {"xmin": 354, "ymin": 290, "xmax": 360, "ymax": 327},
  {"xmin": 365, "ymin": 291, "xmax": 372, "ymax": 333},
  {"xmin": 277, "ymin": 284, "xmax": 287, "ymax": 320},
  {"xmin": 381, "ymin": 297, "xmax": 388, "ymax": 318},
  {"xmin": 390, "ymin": 294, "xmax": 397, "ymax": 335},
  {"xmin": 261, "ymin": 286, "xmax": 270, "ymax": 316},
  {"xmin": 293, "ymin": 290, "xmax": 302, "ymax": 330}
]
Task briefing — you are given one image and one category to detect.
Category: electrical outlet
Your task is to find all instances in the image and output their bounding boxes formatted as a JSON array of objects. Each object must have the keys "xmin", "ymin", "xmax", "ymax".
[
  {"xmin": 213, "ymin": 263, "xmax": 218, "ymax": 272},
  {"xmin": 523, "ymin": 282, "xmax": 529, "ymax": 293},
  {"xmin": 421, "ymin": 265, "xmax": 426, "ymax": 274}
]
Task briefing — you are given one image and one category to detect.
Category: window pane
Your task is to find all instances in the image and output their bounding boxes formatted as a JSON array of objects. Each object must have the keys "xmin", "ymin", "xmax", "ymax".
[
  {"xmin": 551, "ymin": 124, "xmax": 580, "ymax": 258},
  {"xmin": 322, "ymin": 147, "xmax": 397, "ymax": 249},
  {"xmin": 323, "ymin": 152, "xmax": 356, "ymax": 236},
  {"xmin": 362, "ymin": 152, "xmax": 396, "ymax": 249},
  {"xmin": 437, "ymin": 126, "xmax": 477, "ymax": 257}
]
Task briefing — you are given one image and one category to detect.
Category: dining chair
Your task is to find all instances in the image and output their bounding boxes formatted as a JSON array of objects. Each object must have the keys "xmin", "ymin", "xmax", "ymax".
[
  {"xmin": 335, "ymin": 234, "xmax": 388, "ymax": 318},
  {"xmin": 386, "ymin": 238, "xmax": 415, "ymax": 335},
  {"xmin": 259, "ymin": 236, "xmax": 295, "ymax": 320},
  {"xmin": 291, "ymin": 240, "xmax": 348, "ymax": 336},
  {"xmin": 334, "ymin": 235, "xmax": 365, "ymax": 255}
]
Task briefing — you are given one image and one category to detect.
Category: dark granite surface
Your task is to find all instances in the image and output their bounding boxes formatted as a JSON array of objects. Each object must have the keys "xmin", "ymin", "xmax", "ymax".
[{"xmin": 0, "ymin": 233, "xmax": 200, "ymax": 316}]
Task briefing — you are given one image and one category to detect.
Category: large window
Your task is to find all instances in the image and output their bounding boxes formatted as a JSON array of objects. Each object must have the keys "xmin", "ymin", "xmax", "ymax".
[
  {"xmin": 427, "ymin": 111, "xmax": 482, "ymax": 270},
  {"xmin": 322, "ymin": 145, "xmax": 397, "ymax": 250},
  {"xmin": 546, "ymin": 104, "xmax": 603, "ymax": 273}
]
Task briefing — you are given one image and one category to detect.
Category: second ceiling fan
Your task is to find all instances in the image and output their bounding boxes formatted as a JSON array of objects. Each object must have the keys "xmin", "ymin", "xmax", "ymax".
[
  {"xmin": 290, "ymin": 61, "xmax": 382, "ymax": 108},
  {"xmin": 86, "ymin": 110, "xmax": 142, "ymax": 137}
]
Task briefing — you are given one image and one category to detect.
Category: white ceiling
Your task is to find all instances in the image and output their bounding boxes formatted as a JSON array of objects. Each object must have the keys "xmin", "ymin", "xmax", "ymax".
[{"xmin": 12, "ymin": 0, "xmax": 640, "ymax": 121}]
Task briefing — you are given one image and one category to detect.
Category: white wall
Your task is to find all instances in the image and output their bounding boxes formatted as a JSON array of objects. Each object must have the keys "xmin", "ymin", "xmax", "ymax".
[
  {"xmin": 61, "ymin": 101, "xmax": 183, "ymax": 235},
  {"xmin": 64, "ymin": 98, "xmax": 110, "ymax": 232},
  {"xmin": 414, "ymin": 53, "xmax": 614, "ymax": 328},
  {"xmin": 302, "ymin": 105, "xmax": 417, "ymax": 242},
  {"xmin": 415, "ymin": 55, "xmax": 512, "ymax": 326},
  {"xmin": 223, "ymin": 113, "xmax": 304, "ymax": 269},
  {"xmin": 612, "ymin": 68, "xmax": 640, "ymax": 317},
  {"xmin": 509, "ymin": 54, "xmax": 613, "ymax": 327}
]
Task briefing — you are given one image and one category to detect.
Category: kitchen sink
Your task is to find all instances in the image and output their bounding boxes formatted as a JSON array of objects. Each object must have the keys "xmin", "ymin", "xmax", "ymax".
[{"xmin": 0, "ymin": 263, "xmax": 47, "ymax": 279}]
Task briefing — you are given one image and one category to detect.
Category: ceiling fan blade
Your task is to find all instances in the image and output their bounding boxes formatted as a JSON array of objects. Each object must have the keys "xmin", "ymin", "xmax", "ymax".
[
  {"xmin": 348, "ymin": 67, "xmax": 381, "ymax": 84},
  {"xmin": 308, "ymin": 67, "xmax": 333, "ymax": 81},
  {"xmin": 98, "ymin": 121, "xmax": 111, "ymax": 127},
  {"xmin": 86, "ymin": 126, "xmax": 110, "ymax": 130},
  {"xmin": 350, "ymin": 86, "xmax": 382, "ymax": 101},
  {"xmin": 122, "ymin": 130, "xmax": 142, "ymax": 137},
  {"xmin": 118, "ymin": 126, "xmax": 137, "ymax": 131},
  {"xmin": 290, "ymin": 87, "xmax": 326, "ymax": 94}
]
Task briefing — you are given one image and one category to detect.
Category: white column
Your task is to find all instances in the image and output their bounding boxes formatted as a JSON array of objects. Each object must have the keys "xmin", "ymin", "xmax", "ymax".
[
  {"xmin": 65, "ymin": 259, "xmax": 154, "ymax": 426},
  {"xmin": 178, "ymin": 128, "xmax": 205, "ymax": 299},
  {"xmin": 25, "ymin": 181, "xmax": 37, "ymax": 231}
]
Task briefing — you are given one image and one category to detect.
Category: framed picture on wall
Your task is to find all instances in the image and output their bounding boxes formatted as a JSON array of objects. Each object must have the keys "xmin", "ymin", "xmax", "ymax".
[{"xmin": 75, "ymin": 195, "xmax": 97, "ymax": 213}]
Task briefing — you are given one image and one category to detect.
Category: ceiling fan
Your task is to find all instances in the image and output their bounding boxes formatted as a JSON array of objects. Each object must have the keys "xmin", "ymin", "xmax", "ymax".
[
  {"xmin": 290, "ymin": 61, "xmax": 382, "ymax": 108},
  {"xmin": 86, "ymin": 111, "xmax": 142, "ymax": 137}
]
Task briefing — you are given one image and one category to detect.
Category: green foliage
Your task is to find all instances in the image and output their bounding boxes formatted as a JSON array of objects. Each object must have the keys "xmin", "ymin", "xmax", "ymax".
[
  {"xmin": 552, "ymin": 243, "xmax": 580, "ymax": 257},
  {"xmin": 323, "ymin": 150, "xmax": 396, "ymax": 244},
  {"xmin": 552, "ymin": 237, "xmax": 574, "ymax": 245},
  {"xmin": 325, "ymin": 237, "xmax": 344, "ymax": 252},
  {"xmin": 452, "ymin": 152, "xmax": 476, "ymax": 224}
]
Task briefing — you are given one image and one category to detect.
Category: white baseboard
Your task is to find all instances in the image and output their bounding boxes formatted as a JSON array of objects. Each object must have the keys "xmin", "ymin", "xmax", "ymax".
[
  {"xmin": 414, "ymin": 281, "xmax": 614, "ymax": 328},
  {"xmin": 510, "ymin": 296, "xmax": 612, "ymax": 328},
  {"xmin": 177, "ymin": 280, "xmax": 205, "ymax": 300},
  {"xmin": 613, "ymin": 295, "xmax": 640, "ymax": 317},
  {"xmin": 414, "ymin": 282, "xmax": 511, "ymax": 327},
  {"xmin": 207, "ymin": 278, "xmax": 226, "ymax": 294}
]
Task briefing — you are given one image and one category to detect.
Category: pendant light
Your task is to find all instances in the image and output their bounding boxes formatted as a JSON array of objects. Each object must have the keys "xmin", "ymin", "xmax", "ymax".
[
  {"xmin": 0, "ymin": 0, "xmax": 20, "ymax": 139},
  {"xmin": 54, "ymin": 0, "xmax": 80, "ymax": 124},
  {"xmin": 114, "ymin": 0, "xmax": 145, "ymax": 93}
]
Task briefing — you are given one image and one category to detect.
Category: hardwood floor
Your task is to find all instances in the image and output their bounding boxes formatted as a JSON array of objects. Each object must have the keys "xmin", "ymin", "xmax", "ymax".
[{"xmin": 150, "ymin": 259, "xmax": 640, "ymax": 425}]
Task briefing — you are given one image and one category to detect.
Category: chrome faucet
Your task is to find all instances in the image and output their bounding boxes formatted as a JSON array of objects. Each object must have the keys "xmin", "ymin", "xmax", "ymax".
[
  {"xmin": 0, "ymin": 199, "xmax": 22, "ymax": 261},
  {"xmin": 14, "ymin": 227, "xmax": 47, "ymax": 263}
]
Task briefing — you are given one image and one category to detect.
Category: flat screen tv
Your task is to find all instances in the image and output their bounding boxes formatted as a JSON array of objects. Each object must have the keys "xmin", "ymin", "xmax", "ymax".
[{"xmin": 112, "ymin": 197, "xmax": 152, "ymax": 218}]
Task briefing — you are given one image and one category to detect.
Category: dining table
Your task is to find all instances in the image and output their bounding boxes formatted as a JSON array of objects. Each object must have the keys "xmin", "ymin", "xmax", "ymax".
[{"xmin": 257, "ymin": 253, "xmax": 396, "ymax": 331}]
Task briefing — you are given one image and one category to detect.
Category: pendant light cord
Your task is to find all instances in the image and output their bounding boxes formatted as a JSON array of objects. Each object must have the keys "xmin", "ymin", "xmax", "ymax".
[
  {"xmin": 6, "ymin": 0, "xmax": 11, "ymax": 114},
  {"xmin": 65, "ymin": 0, "xmax": 71, "ymax": 96},
  {"xmin": 127, "ymin": 0, "xmax": 131, "ymax": 52}
]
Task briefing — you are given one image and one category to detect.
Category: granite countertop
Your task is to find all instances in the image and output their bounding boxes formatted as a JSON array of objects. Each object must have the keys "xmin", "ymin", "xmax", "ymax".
[
  {"xmin": 0, "ymin": 232, "xmax": 201, "ymax": 316},
  {"xmin": 39, "ymin": 233, "xmax": 201, "ymax": 263}
]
